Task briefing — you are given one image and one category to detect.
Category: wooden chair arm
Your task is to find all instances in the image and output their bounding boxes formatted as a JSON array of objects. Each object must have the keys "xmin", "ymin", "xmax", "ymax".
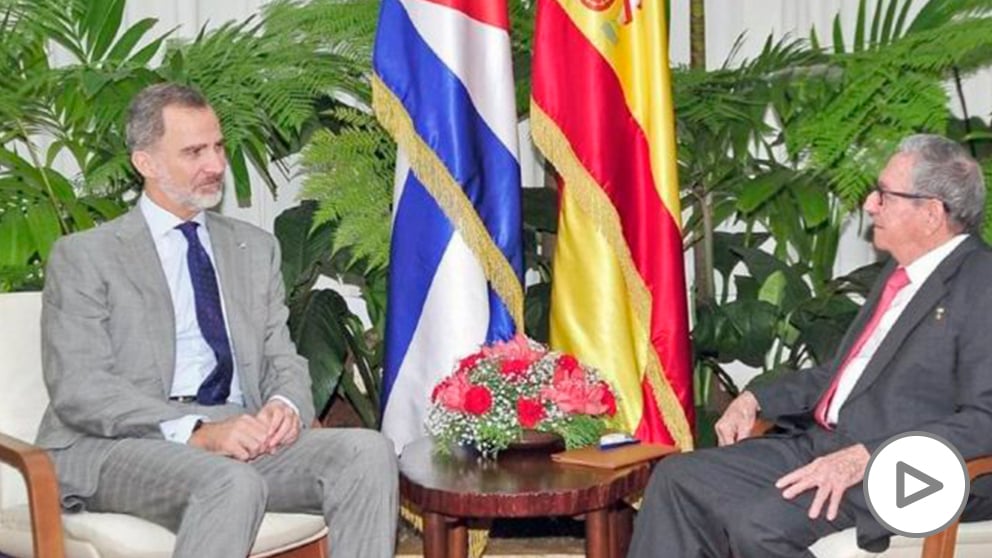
[
  {"xmin": 0, "ymin": 432, "xmax": 66, "ymax": 557},
  {"xmin": 920, "ymin": 454, "xmax": 992, "ymax": 558}
]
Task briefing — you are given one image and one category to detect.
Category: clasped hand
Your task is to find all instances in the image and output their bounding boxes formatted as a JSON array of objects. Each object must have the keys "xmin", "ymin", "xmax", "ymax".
[{"xmin": 189, "ymin": 399, "xmax": 301, "ymax": 461}]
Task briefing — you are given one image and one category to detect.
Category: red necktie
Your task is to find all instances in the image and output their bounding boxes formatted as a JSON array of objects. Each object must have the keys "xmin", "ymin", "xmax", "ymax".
[{"xmin": 814, "ymin": 267, "xmax": 910, "ymax": 428}]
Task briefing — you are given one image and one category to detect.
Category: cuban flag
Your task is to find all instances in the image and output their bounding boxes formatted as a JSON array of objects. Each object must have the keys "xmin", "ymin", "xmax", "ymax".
[{"xmin": 373, "ymin": 0, "xmax": 525, "ymax": 452}]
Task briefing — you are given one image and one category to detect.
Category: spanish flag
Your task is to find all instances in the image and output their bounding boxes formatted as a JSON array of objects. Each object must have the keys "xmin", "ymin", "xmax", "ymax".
[{"xmin": 530, "ymin": 0, "xmax": 693, "ymax": 448}]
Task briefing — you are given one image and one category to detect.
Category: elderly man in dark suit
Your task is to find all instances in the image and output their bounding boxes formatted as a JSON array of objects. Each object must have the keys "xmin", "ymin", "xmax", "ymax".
[
  {"xmin": 628, "ymin": 134, "xmax": 992, "ymax": 557},
  {"xmin": 37, "ymin": 83, "xmax": 398, "ymax": 557}
]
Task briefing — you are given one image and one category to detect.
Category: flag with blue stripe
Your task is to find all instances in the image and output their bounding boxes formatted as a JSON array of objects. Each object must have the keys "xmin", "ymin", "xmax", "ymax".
[{"xmin": 373, "ymin": 0, "xmax": 524, "ymax": 451}]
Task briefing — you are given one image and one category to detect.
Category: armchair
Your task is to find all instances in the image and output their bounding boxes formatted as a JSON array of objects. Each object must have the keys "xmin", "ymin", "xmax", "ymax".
[{"xmin": 0, "ymin": 292, "xmax": 328, "ymax": 558}]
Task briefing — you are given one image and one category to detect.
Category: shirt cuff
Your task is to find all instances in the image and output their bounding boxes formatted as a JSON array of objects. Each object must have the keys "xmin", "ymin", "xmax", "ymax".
[
  {"xmin": 269, "ymin": 395, "xmax": 300, "ymax": 418},
  {"xmin": 160, "ymin": 414, "xmax": 208, "ymax": 444}
]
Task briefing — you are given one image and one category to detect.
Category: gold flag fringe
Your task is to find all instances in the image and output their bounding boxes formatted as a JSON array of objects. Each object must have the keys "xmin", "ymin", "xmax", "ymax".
[
  {"xmin": 529, "ymin": 100, "xmax": 693, "ymax": 451},
  {"xmin": 401, "ymin": 503, "xmax": 489, "ymax": 557},
  {"xmin": 372, "ymin": 75, "xmax": 525, "ymax": 331}
]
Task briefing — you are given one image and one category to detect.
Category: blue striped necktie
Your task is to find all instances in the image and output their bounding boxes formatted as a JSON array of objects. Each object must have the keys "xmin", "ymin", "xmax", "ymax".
[{"xmin": 175, "ymin": 221, "xmax": 233, "ymax": 405}]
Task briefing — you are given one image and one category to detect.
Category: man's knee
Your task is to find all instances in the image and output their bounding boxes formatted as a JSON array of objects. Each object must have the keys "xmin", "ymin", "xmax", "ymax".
[
  {"xmin": 644, "ymin": 452, "xmax": 700, "ymax": 502},
  {"xmin": 197, "ymin": 460, "xmax": 268, "ymax": 506},
  {"xmin": 723, "ymin": 495, "xmax": 822, "ymax": 556}
]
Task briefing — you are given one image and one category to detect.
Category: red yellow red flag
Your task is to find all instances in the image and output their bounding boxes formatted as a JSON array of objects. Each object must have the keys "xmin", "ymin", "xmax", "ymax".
[{"xmin": 530, "ymin": 0, "xmax": 693, "ymax": 448}]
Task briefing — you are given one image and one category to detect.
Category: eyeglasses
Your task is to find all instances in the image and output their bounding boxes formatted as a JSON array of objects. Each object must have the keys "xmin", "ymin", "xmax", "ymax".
[{"xmin": 872, "ymin": 185, "xmax": 947, "ymax": 210}]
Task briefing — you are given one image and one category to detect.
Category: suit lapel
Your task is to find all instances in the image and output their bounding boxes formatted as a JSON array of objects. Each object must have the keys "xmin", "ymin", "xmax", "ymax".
[
  {"xmin": 205, "ymin": 214, "xmax": 258, "ymax": 408},
  {"xmin": 843, "ymin": 237, "xmax": 980, "ymax": 404},
  {"xmin": 115, "ymin": 207, "xmax": 176, "ymax": 391}
]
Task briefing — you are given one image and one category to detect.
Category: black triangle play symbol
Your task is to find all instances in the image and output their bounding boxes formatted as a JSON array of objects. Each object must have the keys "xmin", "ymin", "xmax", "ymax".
[{"xmin": 897, "ymin": 461, "xmax": 944, "ymax": 508}]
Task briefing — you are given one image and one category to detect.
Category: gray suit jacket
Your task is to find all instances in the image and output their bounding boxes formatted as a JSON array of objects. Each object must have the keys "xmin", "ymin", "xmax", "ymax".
[
  {"xmin": 750, "ymin": 235, "xmax": 992, "ymax": 549},
  {"xmin": 36, "ymin": 206, "xmax": 315, "ymax": 497}
]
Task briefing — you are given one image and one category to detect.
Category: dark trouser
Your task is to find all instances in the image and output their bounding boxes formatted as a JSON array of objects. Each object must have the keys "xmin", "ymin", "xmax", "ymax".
[{"xmin": 627, "ymin": 432, "xmax": 992, "ymax": 558}]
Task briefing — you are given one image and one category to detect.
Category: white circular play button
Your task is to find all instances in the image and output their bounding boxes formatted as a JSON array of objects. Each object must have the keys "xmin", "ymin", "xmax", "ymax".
[{"xmin": 863, "ymin": 432, "xmax": 969, "ymax": 537}]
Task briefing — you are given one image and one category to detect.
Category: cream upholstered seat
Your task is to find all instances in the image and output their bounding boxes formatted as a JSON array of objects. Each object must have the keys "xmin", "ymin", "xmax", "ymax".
[
  {"xmin": 0, "ymin": 292, "xmax": 327, "ymax": 558},
  {"xmin": 810, "ymin": 522, "xmax": 992, "ymax": 558}
]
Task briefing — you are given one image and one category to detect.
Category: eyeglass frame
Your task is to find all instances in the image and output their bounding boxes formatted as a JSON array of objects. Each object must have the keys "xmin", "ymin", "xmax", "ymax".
[{"xmin": 872, "ymin": 185, "xmax": 949, "ymax": 211}]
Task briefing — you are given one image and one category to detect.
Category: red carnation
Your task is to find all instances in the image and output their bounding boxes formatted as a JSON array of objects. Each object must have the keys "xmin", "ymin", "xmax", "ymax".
[
  {"xmin": 457, "ymin": 352, "xmax": 484, "ymax": 373},
  {"xmin": 516, "ymin": 397, "xmax": 546, "ymax": 428},
  {"xmin": 600, "ymin": 384, "xmax": 617, "ymax": 416},
  {"xmin": 557, "ymin": 354, "xmax": 579, "ymax": 373},
  {"xmin": 500, "ymin": 358, "xmax": 531, "ymax": 380},
  {"xmin": 464, "ymin": 385, "xmax": 493, "ymax": 415}
]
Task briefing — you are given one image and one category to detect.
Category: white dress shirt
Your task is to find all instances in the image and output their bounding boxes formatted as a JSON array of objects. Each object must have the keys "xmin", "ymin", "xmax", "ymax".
[
  {"xmin": 826, "ymin": 234, "xmax": 968, "ymax": 424},
  {"xmin": 141, "ymin": 195, "xmax": 244, "ymax": 442}
]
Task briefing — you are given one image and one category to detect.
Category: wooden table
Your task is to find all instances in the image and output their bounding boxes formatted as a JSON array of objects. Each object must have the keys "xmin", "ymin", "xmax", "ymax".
[{"xmin": 399, "ymin": 437, "xmax": 659, "ymax": 558}]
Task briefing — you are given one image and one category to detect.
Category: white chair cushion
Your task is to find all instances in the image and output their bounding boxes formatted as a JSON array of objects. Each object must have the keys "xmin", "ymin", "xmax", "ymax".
[
  {"xmin": 0, "ymin": 505, "xmax": 325, "ymax": 558},
  {"xmin": 810, "ymin": 521, "xmax": 992, "ymax": 557}
]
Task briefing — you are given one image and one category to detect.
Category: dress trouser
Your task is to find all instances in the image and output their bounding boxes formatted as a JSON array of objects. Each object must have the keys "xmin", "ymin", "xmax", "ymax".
[
  {"xmin": 51, "ymin": 427, "xmax": 398, "ymax": 558},
  {"xmin": 627, "ymin": 433, "xmax": 858, "ymax": 558},
  {"xmin": 626, "ymin": 431, "xmax": 992, "ymax": 558}
]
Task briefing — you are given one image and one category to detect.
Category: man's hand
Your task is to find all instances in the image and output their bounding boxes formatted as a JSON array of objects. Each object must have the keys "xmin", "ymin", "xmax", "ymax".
[
  {"xmin": 188, "ymin": 414, "xmax": 269, "ymax": 461},
  {"xmin": 775, "ymin": 444, "xmax": 870, "ymax": 521},
  {"xmin": 714, "ymin": 391, "xmax": 760, "ymax": 447},
  {"xmin": 256, "ymin": 399, "xmax": 300, "ymax": 454}
]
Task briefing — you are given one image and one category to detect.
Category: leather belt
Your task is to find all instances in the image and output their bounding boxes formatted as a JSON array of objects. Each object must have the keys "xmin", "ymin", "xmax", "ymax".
[{"xmin": 169, "ymin": 395, "xmax": 198, "ymax": 403}]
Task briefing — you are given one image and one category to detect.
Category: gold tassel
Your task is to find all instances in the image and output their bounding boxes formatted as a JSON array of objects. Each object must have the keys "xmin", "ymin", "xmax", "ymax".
[{"xmin": 529, "ymin": 101, "xmax": 693, "ymax": 451}]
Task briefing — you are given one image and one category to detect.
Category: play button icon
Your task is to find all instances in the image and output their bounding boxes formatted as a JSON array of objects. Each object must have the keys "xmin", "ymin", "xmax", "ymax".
[
  {"xmin": 864, "ymin": 432, "xmax": 969, "ymax": 537},
  {"xmin": 896, "ymin": 461, "xmax": 943, "ymax": 508}
]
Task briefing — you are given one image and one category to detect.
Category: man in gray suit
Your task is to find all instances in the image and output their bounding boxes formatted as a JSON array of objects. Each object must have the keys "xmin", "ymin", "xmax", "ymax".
[
  {"xmin": 37, "ymin": 83, "xmax": 398, "ymax": 557},
  {"xmin": 628, "ymin": 134, "xmax": 992, "ymax": 557}
]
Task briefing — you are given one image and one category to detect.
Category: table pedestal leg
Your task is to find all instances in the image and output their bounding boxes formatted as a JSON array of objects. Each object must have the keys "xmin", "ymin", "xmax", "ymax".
[
  {"xmin": 609, "ymin": 503, "xmax": 634, "ymax": 558},
  {"xmin": 448, "ymin": 520, "xmax": 468, "ymax": 558},
  {"xmin": 586, "ymin": 508, "xmax": 610, "ymax": 558},
  {"xmin": 423, "ymin": 512, "xmax": 449, "ymax": 558}
]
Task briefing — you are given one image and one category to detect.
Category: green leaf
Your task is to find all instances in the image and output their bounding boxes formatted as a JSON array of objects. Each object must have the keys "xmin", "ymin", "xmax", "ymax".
[
  {"xmin": 734, "ymin": 247, "xmax": 811, "ymax": 312},
  {"xmin": 717, "ymin": 299, "xmax": 779, "ymax": 367},
  {"xmin": 90, "ymin": 0, "xmax": 126, "ymax": 61},
  {"xmin": 758, "ymin": 270, "xmax": 787, "ymax": 307},
  {"xmin": 66, "ymin": 202, "xmax": 96, "ymax": 230},
  {"xmin": 105, "ymin": 17, "xmax": 158, "ymax": 63},
  {"xmin": 832, "ymin": 14, "xmax": 846, "ymax": 54},
  {"xmin": 0, "ymin": 212, "xmax": 34, "ymax": 267},
  {"xmin": 854, "ymin": 0, "xmax": 867, "ymax": 52},
  {"xmin": 274, "ymin": 202, "xmax": 335, "ymax": 297},
  {"xmin": 129, "ymin": 30, "xmax": 172, "ymax": 66},
  {"xmin": 290, "ymin": 289, "xmax": 350, "ymax": 418},
  {"xmin": 24, "ymin": 203, "xmax": 62, "ymax": 260},
  {"xmin": 790, "ymin": 183, "xmax": 830, "ymax": 228},
  {"xmin": 736, "ymin": 171, "xmax": 789, "ymax": 213},
  {"xmin": 81, "ymin": 69, "xmax": 111, "ymax": 96},
  {"xmin": 879, "ymin": 0, "xmax": 903, "ymax": 44},
  {"xmin": 228, "ymin": 146, "xmax": 252, "ymax": 207}
]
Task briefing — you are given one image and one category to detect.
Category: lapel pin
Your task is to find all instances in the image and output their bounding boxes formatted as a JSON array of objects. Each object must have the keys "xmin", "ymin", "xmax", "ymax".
[
  {"xmin": 935, "ymin": 307, "xmax": 945, "ymax": 321},
  {"xmin": 238, "ymin": 242, "xmax": 247, "ymax": 249}
]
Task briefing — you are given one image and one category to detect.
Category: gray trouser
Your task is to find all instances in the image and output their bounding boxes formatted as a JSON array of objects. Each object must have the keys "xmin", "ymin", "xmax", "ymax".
[{"xmin": 53, "ymin": 427, "xmax": 398, "ymax": 558}]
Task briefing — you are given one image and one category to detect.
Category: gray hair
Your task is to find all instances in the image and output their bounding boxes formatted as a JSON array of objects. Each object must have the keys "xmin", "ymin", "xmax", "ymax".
[
  {"xmin": 897, "ymin": 134, "xmax": 986, "ymax": 234},
  {"xmin": 125, "ymin": 83, "xmax": 210, "ymax": 152}
]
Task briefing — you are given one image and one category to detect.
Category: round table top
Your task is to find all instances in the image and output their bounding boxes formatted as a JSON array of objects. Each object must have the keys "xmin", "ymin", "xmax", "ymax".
[{"xmin": 398, "ymin": 437, "xmax": 654, "ymax": 518}]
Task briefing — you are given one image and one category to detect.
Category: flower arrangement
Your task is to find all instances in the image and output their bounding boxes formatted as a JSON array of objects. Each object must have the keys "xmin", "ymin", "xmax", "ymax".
[{"xmin": 426, "ymin": 334, "xmax": 618, "ymax": 457}]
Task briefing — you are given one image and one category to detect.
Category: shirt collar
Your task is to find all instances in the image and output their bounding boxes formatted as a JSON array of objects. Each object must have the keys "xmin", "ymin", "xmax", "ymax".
[
  {"xmin": 902, "ymin": 234, "xmax": 969, "ymax": 286},
  {"xmin": 139, "ymin": 194, "xmax": 206, "ymax": 240}
]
